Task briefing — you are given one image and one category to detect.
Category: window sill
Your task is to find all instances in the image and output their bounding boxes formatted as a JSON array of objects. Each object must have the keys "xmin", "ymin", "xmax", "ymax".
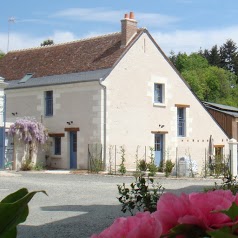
[
  {"xmin": 153, "ymin": 103, "xmax": 166, "ymax": 108},
  {"xmin": 51, "ymin": 156, "xmax": 61, "ymax": 160}
]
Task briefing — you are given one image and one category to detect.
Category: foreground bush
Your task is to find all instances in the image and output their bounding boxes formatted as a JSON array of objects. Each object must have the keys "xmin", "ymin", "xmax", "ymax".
[
  {"xmin": 206, "ymin": 172, "xmax": 238, "ymax": 195},
  {"xmin": 117, "ymin": 176, "xmax": 164, "ymax": 215},
  {"xmin": 0, "ymin": 188, "xmax": 46, "ymax": 238},
  {"xmin": 92, "ymin": 189, "xmax": 238, "ymax": 238}
]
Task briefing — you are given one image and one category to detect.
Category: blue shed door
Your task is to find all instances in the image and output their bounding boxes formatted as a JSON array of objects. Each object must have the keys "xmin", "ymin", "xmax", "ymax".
[
  {"xmin": 154, "ymin": 134, "xmax": 164, "ymax": 166},
  {"xmin": 70, "ymin": 132, "xmax": 77, "ymax": 169}
]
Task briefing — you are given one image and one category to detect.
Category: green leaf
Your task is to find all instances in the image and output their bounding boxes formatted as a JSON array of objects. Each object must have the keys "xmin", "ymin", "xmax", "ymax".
[
  {"xmin": 0, "ymin": 189, "xmax": 47, "ymax": 237},
  {"xmin": 1, "ymin": 188, "xmax": 28, "ymax": 203},
  {"xmin": 0, "ymin": 227, "xmax": 17, "ymax": 238},
  {"xmin": 207, "ymin": 226, "xmax": 237, "ymax": 238},
  {"xmin": 165, "ymin": 224, "xmax": 206, "ymax": 238},
  {"xmin": 219, "ymin": 202, "xmax": 238, "ymax": 221}
]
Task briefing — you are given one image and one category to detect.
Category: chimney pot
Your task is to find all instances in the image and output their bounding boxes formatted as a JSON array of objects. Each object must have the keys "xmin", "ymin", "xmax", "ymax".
[
  {"xmin": 129, "ymin": 12, "xmax": 135, "ymax": 19},
  {"xmin": 121, "ymin": 12, "xmax": 137, "ymax": 48}
]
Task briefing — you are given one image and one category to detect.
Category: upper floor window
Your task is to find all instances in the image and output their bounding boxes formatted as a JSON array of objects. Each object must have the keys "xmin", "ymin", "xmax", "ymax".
[
  {"xmin": 177, "ymin": 107, "xmax": 186, "ymax": 137},
  {"xmin": 45, "ymin": 91, "xmax": 53, "ymax": 116},
  {"xmin": 154, "ymin": 83, "xmax": 164, "ymax": 103},
  {"xmin": 54, "ymin": 137, "xmax": 61, "ymax": 155}
]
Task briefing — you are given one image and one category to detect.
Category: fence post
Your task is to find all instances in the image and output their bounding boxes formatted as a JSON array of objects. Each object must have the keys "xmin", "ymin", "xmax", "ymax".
[
  {"xmin": 229, "ymin": 139, "xmax": 238, "ymax": 177},
  {"xmin": 115, "ymin": 145, "xmax": 117, "ymax": 175},
  {"xmin": 88, "ymin": 144, "xmax": 90, "ymax": 173},
  {"xmin": 145, "ymin": 146, "xmax": 146, "ymax": 162},
  {"xmin": 204, "ymin": 148, "xmax": 207, "ymax": 178},
  {"xmin": 176, "ymin": 147, "xmax": 178, "ymax": 178}
]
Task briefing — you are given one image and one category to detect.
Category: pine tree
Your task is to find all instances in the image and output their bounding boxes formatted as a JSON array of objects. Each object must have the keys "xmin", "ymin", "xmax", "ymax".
[
  {"xmin": 220, "ymin": 39, "xmax": 237, "ymax": 73},
  {"xmin": 208, "ymin": 45, "xmax": 221, "ymax": 67}
]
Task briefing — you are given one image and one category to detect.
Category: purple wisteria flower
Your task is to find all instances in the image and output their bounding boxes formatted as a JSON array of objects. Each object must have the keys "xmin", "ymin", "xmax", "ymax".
[{"xmin": 9, "ymin": 118, "xmax": 48, "ymax": 144}]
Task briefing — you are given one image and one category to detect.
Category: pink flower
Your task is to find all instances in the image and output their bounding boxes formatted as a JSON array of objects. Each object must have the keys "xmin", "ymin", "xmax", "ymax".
[
  {"xmin": 91, "ymin": 212, "xmax": 162, "ymax": 238},
  {"xmin": 153, "ymin": 190, "xmax": 238, "ymax": 236},
  {"xmin": 189, "ymin": 190, "xmax": 235, "ymax": 229},
  {"xmin": 153, "ymin": 192, "xmax": 201, "ymax": 234}
]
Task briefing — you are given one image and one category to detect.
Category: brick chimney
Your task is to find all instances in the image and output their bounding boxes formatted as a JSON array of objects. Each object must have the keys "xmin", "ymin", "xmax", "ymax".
[{"xmin": 121, "ymin": 12, "xmax": 138, "ymax": 48}]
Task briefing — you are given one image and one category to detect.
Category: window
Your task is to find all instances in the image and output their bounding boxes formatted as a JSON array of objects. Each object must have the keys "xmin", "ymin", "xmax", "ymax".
[
  {"xmin": 54, "ymin": 137, "xmax": 61, "ymax": 155},
  {"xmin": 45, "ymin": 91, "xmax": 53, "ymax": 116},
  {"xmin": 154, "ymin": 83, "xmax": 164, "ymax": 103},
  {"xmin": 19, "ymin": 73, "xmax": 33, "ymax": 83},
  {"xmin": 177, "ymin": 107, "xmax": 186, "ymax": 137},
  {"xmin": 214, "ymin": 145, "xmax": 224, "ymax": 161}
]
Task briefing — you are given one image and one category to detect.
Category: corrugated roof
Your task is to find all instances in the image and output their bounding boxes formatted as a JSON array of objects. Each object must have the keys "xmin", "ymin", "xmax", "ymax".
[
  {"xmin": 5, "ymin": 68, "xmax": 112, "ymax": 89},
  {"xmin": 203, "ymin": 101, "xmax": 238, "ymax": 117},
  {"xmin": 0, "ymin": 29, "xmax": 144, "ymax": 81}
]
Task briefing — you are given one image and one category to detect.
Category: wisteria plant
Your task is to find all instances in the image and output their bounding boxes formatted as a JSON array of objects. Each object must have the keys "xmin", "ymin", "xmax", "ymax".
[
  {"xmin": 8, "ymin": 118, "xmax": 48, "ymax": 163},
  {"xmin": 9, "ymin": 118, "xmax": 48, "ymax": 144}
]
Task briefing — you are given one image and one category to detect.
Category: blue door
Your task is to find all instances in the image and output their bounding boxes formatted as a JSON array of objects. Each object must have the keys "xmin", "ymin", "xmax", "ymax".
[
  {"xmin": 70, "ymin": 132, "xmax": 77, "ymax": 169},
  {"xmin": 154, "ymin": 134, "xmax": 164, "ymax": 166}
]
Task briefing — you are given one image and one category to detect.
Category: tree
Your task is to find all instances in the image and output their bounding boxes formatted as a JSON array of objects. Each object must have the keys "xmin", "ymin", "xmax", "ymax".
[
  {"xmin": 0, "ymin": 50, "xmax": 5, "ymax": 59},
  {"xmin": 220, "ymin": 39, "xmax": 237, "ymax": 73},
  {"xmin": 208, "ymin": 45, "xmax": 221, "ymax": 67},
  {"xmin": 169, "ymin": 47, "xmax": 238, "ymax": 107},
  {"xmin": 174, "ymin": 53, "xmax": 209, "ymax": 73},
  {"xmin": 40, "ymin": 39, "xmax": 54, "ymax": 46}
]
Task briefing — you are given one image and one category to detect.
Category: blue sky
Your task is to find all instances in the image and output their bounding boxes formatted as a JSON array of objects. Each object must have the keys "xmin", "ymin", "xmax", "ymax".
[{"xmin": 1, "ymin": 0, "xmax": 238, "ymax": 55}]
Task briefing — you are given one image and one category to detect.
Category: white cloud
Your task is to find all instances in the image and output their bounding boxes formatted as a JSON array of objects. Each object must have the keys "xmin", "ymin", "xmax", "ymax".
[
  {"xmin": 152, "ymin": 26, "xmax": 238, "ymax": 55},
  {"xmin": 0, "ymin": 31, "xmax": 78, "ymax": 53},
  {"xmin": 52, "ymin": 8, "xmax": 179, "ymax": 27},
  {"xmin": 137, "ymin": 13, "xmax": 179, "ymax": 27},
  {"xmin": 52, "ymin": 8, "xmax": 122, "ymax": 23},
  {"xmin": 2, "ymin": 26, "xmax": 238, "ymax": 57}
]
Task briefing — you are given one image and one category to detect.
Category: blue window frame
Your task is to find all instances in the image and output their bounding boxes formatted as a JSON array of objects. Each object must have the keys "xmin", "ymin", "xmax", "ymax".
[
  {"xmin": 154, "ymin": 83, "xmax": 163, "ymax": 103},
  {"xmin": 54, "ymin": 137, "xmax": 61, "ymax": 155},
  {"xmin": 45, "ymin": 91, "xmax": 53, "ymax": 116},
  {"xmin": 177, "ymin": 108, "xmax": 186, "ymax": 137}
]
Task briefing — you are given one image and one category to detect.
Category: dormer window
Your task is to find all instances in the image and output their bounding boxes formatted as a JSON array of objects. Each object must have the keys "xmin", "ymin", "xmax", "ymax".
[{"xmin": 18, "ymin": 73, "xmax": 33, "ymax": 83}]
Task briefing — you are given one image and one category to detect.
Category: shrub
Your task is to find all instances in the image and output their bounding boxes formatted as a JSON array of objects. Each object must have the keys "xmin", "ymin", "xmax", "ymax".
[
  {"xmin": 32, "ymin": 162, "xmax": 44, "ymax": 171},
  {"xmin": 147, "ymin": 147, "xmax": 157, "ymax": 176},
  {"xmin": 147, "ymin": 163, "xmax": 157, "ymax": 177},
  {"xmin": 138, "ymin": 159, "xmax": 147, "ymax": 172},
  {"xmin": 157, "ymin": 160, "xmax": 164, "ymax": 172},
  {"xmin": 20, "ymin": 159, "xmax": 33, "ymax": 171},
  {"xmin": 205, "ymin": 172, "xmax": 238, "ymax": 195},
  {"xmin": 117, "ymin": 176, "xmax": 165, "ymax": 215},
  {"xmin": 118, "ymin": 146, "xmax": 126, "ymax": 175},
  {"xmin": 91, "ymin": 158, "xmax": 103, "ymax": 173},
  {"xmin": 164, "ymin": 159, "xmax": 175, "ymax": 177}
]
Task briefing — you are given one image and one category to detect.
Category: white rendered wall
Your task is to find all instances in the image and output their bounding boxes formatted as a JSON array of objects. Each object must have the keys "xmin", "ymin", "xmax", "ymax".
[
  {"xmin": 104, "ymin": 32, "xmax": 229, "ymax": 174},
  {"xmin": 5, "ymin": 81, "xmax": 102, "ymax": 169}
]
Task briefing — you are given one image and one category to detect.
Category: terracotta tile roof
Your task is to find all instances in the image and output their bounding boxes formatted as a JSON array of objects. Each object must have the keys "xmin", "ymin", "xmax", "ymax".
[{"xmin": 0, "ymin": 30, "xmax": 143, "ymax": 81}]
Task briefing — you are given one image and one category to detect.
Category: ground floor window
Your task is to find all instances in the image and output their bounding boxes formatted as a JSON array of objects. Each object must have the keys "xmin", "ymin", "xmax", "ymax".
[{"xmin": 54, "ymin": 137, "xmax": 61, "ymax": 155}]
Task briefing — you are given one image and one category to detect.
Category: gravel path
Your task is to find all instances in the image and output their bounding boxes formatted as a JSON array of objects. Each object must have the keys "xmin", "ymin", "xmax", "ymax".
[{"xmin": 0, "ymin": 171, "xmax": 220, "ymax": 238}]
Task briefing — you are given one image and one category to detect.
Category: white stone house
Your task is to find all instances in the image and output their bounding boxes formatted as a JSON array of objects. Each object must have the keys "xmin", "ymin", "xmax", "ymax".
[{"xmin": 0, "ymin": 12, "xmax": 230, "ymax": 173}]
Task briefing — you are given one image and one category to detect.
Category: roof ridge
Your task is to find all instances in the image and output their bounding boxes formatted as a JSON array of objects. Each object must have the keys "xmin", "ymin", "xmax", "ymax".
[{"xmin": 9, "ymin": 31, "xmax": 122, "ymax": 53}]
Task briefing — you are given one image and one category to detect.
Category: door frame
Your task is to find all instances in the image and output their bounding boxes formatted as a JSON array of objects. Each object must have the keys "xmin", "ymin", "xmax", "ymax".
[{"xmin": 154, "ymin": 133, "xmax": 164, "ymax": 166}]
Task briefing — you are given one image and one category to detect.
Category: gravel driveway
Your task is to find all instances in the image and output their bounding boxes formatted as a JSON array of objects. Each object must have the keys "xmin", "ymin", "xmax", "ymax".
[{"xmin": 0, "ymin": 171, "xmax": 220, "ymax": 238}]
